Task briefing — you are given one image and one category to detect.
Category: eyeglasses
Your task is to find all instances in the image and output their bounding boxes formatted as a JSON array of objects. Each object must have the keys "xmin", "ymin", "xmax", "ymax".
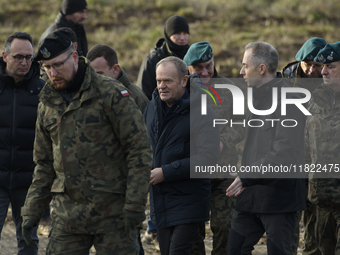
[
  {"xmin": 10, "ymin": 54, "xmax": 33, "ymax": 63},
  {"xmin": 42, "ymin": 52, "xmax": 73, "ymax": 71},
  {"xmin": 301, "ymin": 61, "xmax": 322, "ymax": 70}
]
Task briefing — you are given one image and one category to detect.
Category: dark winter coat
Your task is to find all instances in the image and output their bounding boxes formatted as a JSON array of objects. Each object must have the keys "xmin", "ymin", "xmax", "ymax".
[
  {"xmin": 38, "ymin": 12, "xmax": 88, "ymax": 57},
  {"xmin": 144, "ymin": 76, "xmax": 220, "ymax": 228},
  {"xmin": 0, "ymin": 58, "xmax": 45, "ymax": 190},
  {"xmin": 236, "ymin": 74, "xmax": 306, "ymax": 213},
  {"xmin": 137, "ymin": 38, "xmax": 188, "ymax": 100}
]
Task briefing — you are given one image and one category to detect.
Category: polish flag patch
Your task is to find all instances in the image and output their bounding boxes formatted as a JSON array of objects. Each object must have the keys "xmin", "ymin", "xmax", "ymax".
[{"xmin": 121, "ymin": 90, "xmax": 129, "ymax": 97}]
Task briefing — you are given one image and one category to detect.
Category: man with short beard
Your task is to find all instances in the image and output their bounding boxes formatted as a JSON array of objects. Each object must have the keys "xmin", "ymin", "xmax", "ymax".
[
  {"xmin": 40, "ymin": 27, "xmax": 78, "ymax": 83},
  {"xmin": 21, "ymin": 29, "xmax": 153, "ymax": 255}
]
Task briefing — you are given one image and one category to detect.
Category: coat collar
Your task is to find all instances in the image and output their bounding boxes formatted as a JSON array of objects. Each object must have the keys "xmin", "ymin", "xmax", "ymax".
[
  {"xmin": 0, "ymin": 57, "xmax": 43, "ymax": 94},
  {"xmin": 252, "ymin": 72, "xmax": 283, "ymax": 99},
  {"xmin": 117, "ymin": 67, "xmax": 131, "ymax": 89}
]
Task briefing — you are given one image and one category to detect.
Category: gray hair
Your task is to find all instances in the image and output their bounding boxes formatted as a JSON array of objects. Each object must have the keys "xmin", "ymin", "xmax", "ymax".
[
  {"xmin": 4, "ymin": 32, "xmax": 33, "ymax": 54},
  {"xmin": 245, "ymin": 42, "xmax": 279, "ymax": 75},
  {"xmin": 156, "ymin": 56, "xmax": 188, "ymax": 80}
]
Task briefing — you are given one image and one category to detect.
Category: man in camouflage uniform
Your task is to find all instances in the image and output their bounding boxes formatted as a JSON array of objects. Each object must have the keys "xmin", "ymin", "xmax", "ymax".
[
  {"xmin": 304, "ymin": 41, "xmax": 340, "ymax": 255},
  {"xmin": 183, "ymin": 42, "xmax": 244, "ymax": 255},
  {"xmin": 281, "ymin": 37, "xmax": 326, "ymax": 255},
  {"xmin": 87, "ymin": 44, "xmax": 149, "ymax": 113},
  {"xmin": 21, "ymin": 29, "xmax": 153, "ymax": 255},
  {"xmin": 87, "ymin": 43, "xmax": 149, "ymax": 255}
]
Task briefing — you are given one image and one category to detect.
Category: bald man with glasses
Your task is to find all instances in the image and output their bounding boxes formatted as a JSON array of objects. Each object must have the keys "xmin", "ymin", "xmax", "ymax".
[{"xmin": 0, "ymin": 31, "xmax": 45, "ymax": 255}]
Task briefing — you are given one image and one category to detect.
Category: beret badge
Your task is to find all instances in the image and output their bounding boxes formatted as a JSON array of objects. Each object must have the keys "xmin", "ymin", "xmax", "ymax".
[
  {"xmin": 327, "ymin": 52, "xmax": 334, "ymax": 61},
  {"xmin": 40, "ymin": 48, "xmax": 51, "ymax": 59},
  {"xmin": 317, "ymin": 54, "xmax": 326, "ymax": 63}
]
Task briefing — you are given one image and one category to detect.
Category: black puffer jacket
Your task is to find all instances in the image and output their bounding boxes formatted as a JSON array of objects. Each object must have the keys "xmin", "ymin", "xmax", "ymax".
[
  {"xmin": 0, "ymin": 58, "xmax": 45, "ymax": 190},
  {"xmin": 38, "ymin": 12, "xmax": 88, "ymax": 57},
  {"xmin": 144, "ymin": 76, "xmax": 220, "ymax": 228}
]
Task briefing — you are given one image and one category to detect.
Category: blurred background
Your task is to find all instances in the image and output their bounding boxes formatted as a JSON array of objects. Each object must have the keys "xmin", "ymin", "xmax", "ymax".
[
  {"xmin": 1, "ymin": 1, "xmax": 321, "ymax": 253},
  {"xmin": 0, "ymin": 0, "xmax": 339, "ymax": 83}
]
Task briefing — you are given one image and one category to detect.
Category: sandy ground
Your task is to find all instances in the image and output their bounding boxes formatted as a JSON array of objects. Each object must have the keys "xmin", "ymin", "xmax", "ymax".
[{"xmin": 0, "ymin": 207, "xmax": 304, "ymax": 255}]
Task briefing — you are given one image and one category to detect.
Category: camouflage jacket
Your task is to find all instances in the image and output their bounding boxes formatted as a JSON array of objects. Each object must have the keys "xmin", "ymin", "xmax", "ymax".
[
  {"xmin": 21, "ymin": 58, "xmax": 153, "ymax": 233},
  {"xmin": 305, "ymin": 84, "xmax": 340, "ymax": 207},
  {"xmin": 118, "ymin": 67, "xmax": 149, "ymax": 113}
]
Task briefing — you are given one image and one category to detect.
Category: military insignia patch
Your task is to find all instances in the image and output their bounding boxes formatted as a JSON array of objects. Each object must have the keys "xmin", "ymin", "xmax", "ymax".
[
  {"xmin": 306, "ymin": 54, "xmax": 314, "ymax": 60},
  {"xmin": 202, "ymin": 54, "xmax": 209, "ymax": 62},
  {"xmin": 121, "ymin": 90, "xmax": 129, "ymax": 97},
  {"xmin": 317, "ymin": 54, "xmax": 326, "ymax": 63},
  {"xmin": 40, "ymin": 47, "xmax": 51, "ymax": 59},
  {"xmin": 327, "ymin": 51, "xmax": 334, "ymax": 61}
]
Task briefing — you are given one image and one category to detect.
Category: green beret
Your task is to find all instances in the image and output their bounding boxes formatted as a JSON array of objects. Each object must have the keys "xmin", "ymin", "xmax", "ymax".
[
  {"xmin": 183, "ymin": 42, "xmax": 213, "ymax": 66},
  {"xmin": 295, "ymin": 37, "xmax": 326, "ymax": 62},
  {"xmin": 314, "ymin": 42, "xmax": 340, "ymax": 63},
  {"xmin": 34, "ymin": 29, "xmax": 73, "ymax": 61}
]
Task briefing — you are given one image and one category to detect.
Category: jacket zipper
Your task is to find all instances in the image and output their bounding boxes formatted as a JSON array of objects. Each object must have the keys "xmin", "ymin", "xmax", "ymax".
[{"xmin": 10, "ymin": 88, "xmax": 17, "ymax": 189}]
